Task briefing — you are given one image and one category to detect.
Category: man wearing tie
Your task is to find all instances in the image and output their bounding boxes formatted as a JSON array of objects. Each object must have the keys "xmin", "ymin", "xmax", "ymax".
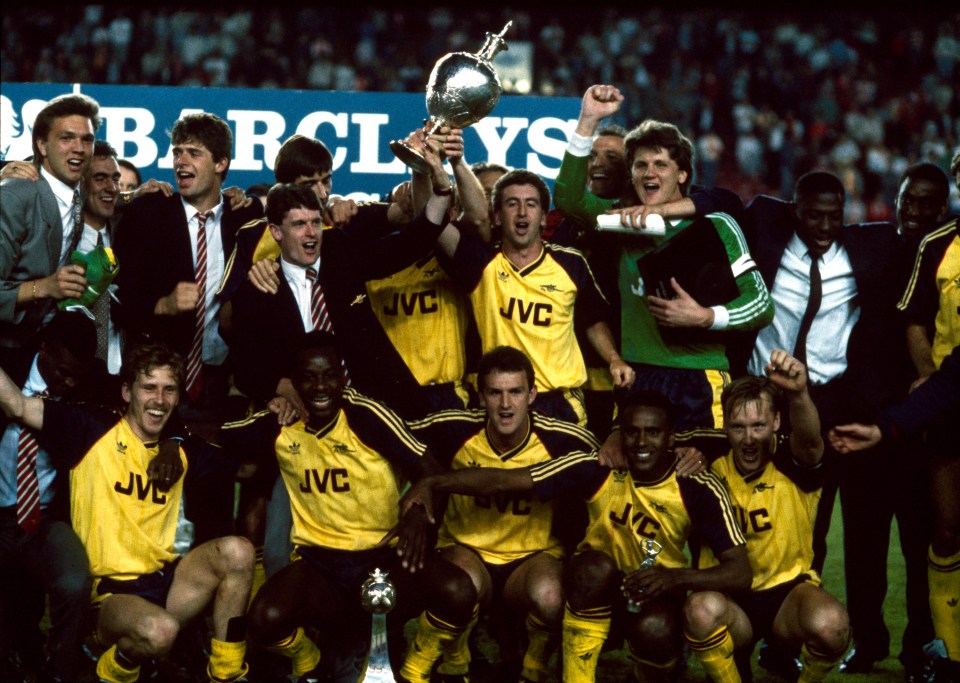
[
  {"xmin": 114, "ymin": 113, "xmax": 263, "ymax": 545},
  {"xmin": 738, "ymin": 171, "xmax": 902, "ymax": 671},
  {"xmin": 1, "ymin": 93, "xmax": 100, "ymax": 382}
]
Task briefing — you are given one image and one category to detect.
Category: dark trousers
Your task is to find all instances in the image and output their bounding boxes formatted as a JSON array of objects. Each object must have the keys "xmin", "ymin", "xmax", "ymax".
[
  {"xmin": 838, "ymin": 438, "xmax": 933, "ymax": 659},
  {"xmin": 0, "ymin": 509, "xmax": 91, "ymax": 680},
  {"xmin": 808, "ymin": 377, "xmax": 933, "ymax": 660}
]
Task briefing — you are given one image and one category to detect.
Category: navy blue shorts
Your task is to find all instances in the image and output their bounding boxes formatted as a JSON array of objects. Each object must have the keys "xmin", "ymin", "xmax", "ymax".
[
  {"xmin": 93, "ymin": 558, "xmax": 181, "ymax": 607},
  {"xmin": 733, "ymin": 573, "xmax": 812, "ymax": 641}
]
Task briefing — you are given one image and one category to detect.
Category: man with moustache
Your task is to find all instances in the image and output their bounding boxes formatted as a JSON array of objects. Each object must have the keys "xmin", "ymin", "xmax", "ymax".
[{"xmin": 0, "ymin": 342, "xmax": 255, "ymax": 683}]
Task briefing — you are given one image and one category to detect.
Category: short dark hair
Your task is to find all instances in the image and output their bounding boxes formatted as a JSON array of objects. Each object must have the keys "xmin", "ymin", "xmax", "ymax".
[
  {"xmin": 171, "ymin": 113, "xmax": 233, "ymax": 181},
  {"xmin": 117, "ymin": 159, "xmax": 141, "ymax": 186},
  {"xmin": 120, "ymin": 342, "xmax": 185, "ymax": 389},
  {"xmin": 477, "ymin": 346, "xmax": 535, "ymax": 392},
  {"xmin": 623, "ymin": 120, "xmax": 695, "ymax": 196},
  {"xmin": 32, "ymin": 93, "xmax": 101, "ymax": 160},
  {"xmin": 596, "ymin": 124, "xmax": 628, "ymax": 139},
  {"xmin": 295, "ymin": 330, "xmax": 340, "ymax": 368},
  {"xmin": 721, "ymin": 376, "xmax": 782, "ymax": 421},
  {"xmin": 93, "ymin": 140, "xmax": 118, "ymax": 159},
  {"xmin": 41, "ymin": 311, "xmax": 96, "ymax": 362},
  {"xmin": 620, "ymin": 390, "xmax": 675, "ymax": 431},
  {"xmin": 491, "ymin": 169, "xmax": 550, "ymax": 213},
  {"xmin": 898, "ymin": 162, "xmax": 950, "ymax": 208},
  {"xmin": 470, "ymin": 161, "xmax": 510, "ymax": 177},
  {"xmin": 794, "ymin": 171, "xmax": 845, "ymax": 205},
  {"xmin": 266, "ymin": 183, "xmax": 322, "ymax": 226},
  {"xmin": 274, "ymin": 135, "xmax": 333, "ymax": 183}
]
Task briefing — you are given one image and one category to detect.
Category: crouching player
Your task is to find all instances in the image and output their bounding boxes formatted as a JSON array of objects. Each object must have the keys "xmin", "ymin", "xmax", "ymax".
[
  {"xmin": 400, "ymin": 388, "xmax": 750, "ymax": 682},
  {"xmin": 0, "ymin": 343, "xmax": 254, "ymax": 683},
  {"xmin": 685, "ymin": 350, "xmax": 851, "ymax": 683},
  {"xmin": 220, "ymin": 332, "xmax": 440, "ymax": 682}
]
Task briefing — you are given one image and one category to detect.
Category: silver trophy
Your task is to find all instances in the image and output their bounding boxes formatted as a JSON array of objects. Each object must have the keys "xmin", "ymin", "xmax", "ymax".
[
  {"xmin": 624, "ymin": 539, "xmax": 663, "ymax": 613},
  {"xmin": 390, "ymin": 22, "xmax": 512, "ymax": 174},
  {"xmin": 359, "ymin": 568, "xmax": 396, "ymax": 682}
]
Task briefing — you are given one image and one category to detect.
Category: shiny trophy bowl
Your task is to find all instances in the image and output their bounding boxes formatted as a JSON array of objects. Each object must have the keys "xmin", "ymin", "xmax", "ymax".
[
  {"xmin": 359, "ymin": 568, "xmax": 396, "ymax": 682},
  {"xmin": 390, "ymin": 22, "xmax": 512, "ymax": 174},
  {"xmin": 625, "ymin": 539, "xmax": 663, "ymax": 613}
]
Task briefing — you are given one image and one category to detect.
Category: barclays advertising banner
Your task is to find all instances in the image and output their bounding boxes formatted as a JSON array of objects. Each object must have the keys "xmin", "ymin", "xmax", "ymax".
[{"xmin": 0, "ymin": 83, "xmax": 581, "ymax": 200}]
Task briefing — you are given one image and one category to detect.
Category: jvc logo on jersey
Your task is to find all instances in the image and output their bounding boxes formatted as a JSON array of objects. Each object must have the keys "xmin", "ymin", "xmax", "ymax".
[
  {"xmin": 474, "ymin": 492, "xmax": 531, "ymax": 515},
  {"xmin": 299, "ymin": 468, "xmax": 350, "ymax": 493},
  {"xmin": 499, "ymin": 298, "xmax": 552, "ymax": 326},
  {"xmin": 609, "ymin": 502, "xmax": 661, "ymax": 539},
  {"xmin": 734, "ymin": 506, "xmax": 772, "ymax": 533},
  {"xmin": 382, "ymin": 290, "xmax": 438, "ymax": 316},
  {"xmin": 114, "ymin": 473, "xmax": 167, "ymax": 504}
]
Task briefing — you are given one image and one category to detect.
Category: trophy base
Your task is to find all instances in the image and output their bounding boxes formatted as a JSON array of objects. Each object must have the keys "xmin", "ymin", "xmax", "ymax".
[{"xmin": 390, "ymin": 140, "xmax": 434, "ymax": 175}]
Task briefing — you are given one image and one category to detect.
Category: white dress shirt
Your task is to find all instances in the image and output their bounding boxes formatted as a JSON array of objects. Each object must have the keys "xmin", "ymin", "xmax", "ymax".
[
  {"xmin": 181, "ymin": 197, "xmax": 228, "ymax": 366},
  {"xmin": 0, "ymin": 356, "xmax": 56, "ymax": 508},
  {"xmin": 40, "ymin": 166, "xmax": 80, "ymax": 268},
  {"xmin": 749, "ymin": 233, "xmax": 860, "ymax": 385},
  {"xmin": 280, "ymin": 256, "xmax": 323, "ymax": 332}
]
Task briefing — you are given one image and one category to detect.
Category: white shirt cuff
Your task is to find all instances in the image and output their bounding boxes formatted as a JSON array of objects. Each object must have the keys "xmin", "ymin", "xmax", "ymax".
[
  {"xmin": 709, "ymin": 306, "xmax": 729, "ymax": 330},
  {"xmin": 567, "ymin": 132, "xmax": 594, "ymax": 157}
]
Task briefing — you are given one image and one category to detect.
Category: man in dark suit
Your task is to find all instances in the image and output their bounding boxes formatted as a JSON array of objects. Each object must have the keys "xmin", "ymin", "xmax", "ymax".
[
  {"xmin": 738, "ymin": 171, "xmax": 911, "ymax": 676},
  {"xmin": 1, "ymin": 94, "xmax": 100, "ymax": 381},
  {"xmin": 114, "ymin": 113, "xmax": 262, "ymax": 429}
]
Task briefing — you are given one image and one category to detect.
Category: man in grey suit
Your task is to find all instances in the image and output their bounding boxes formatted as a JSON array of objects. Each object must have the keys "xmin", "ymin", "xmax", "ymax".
[{"xmin": 0, "ymin": 93, "xmax": 101, "ymax": 382}]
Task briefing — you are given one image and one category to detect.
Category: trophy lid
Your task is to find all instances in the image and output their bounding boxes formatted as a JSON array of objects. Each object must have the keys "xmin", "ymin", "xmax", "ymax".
[{"xmin": 477, "ymin": 22, "xmax": 513, "ymax": 62}]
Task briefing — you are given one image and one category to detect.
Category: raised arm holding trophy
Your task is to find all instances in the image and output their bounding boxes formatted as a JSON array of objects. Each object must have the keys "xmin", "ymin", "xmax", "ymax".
[{"xmin": 390, "ymin": 22, "xmax": 512, "ymax": 174}]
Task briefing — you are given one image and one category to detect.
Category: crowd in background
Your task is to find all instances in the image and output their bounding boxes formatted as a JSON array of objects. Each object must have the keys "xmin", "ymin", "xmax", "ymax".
[{"xmin": 3, "ymin": 7, "xmax": 959, "ymax": 214}]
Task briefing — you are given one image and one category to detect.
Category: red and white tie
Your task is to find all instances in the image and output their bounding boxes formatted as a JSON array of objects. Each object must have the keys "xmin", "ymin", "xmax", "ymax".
[
  {"xmin": 305, "ymin": 267, "xmax": 331, "ymax": 333},
  {"xmin": 185, "ymin": 211, "xmax": 212, "ymax": 402},
  {"xmin": 304, "ymin": 267, "xmax": 350, "ymax": 384},
  {"xmin": 16, "ymin": 391, "xmax": 47, "ymax": 534}
]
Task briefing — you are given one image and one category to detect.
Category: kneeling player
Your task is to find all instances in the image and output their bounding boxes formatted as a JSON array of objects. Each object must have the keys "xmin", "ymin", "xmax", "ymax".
[
  {"xmin": 0, "ymin": 343, "xmax": 254, "ymax": 683},
  {"xmin": 685, "ymin": 351, "xmax": 851, "ymax": 683},
  {"xmin": 400, "ymin": 389, "xmax": 750, "ymax": 682},
  {"xmin": 399, "ymin": 347, "xmax": 601, "ymax": 682},
  {"xmin": 221, "ymin": 332, "xmax": 439, "ymax": 681}
]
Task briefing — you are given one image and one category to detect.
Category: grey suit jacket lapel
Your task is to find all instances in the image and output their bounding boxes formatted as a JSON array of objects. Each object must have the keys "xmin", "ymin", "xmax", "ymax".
[{"xmin": 37, "ymin": 177, "xmax": 65, "ymax": 268}]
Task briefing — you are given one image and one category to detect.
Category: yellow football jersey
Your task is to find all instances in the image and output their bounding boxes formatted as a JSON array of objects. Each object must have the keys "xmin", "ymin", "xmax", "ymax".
[
  {"xmin": 222, "ymin": 388, "xmax": 428, "ymax": 551},
  {"xmin": 704, "ymin": 436, "xmax": 822, "ymax": 591},
  {"xmin": 365, "ymin": 253, "xmax": 469, "ymax": 385},
  {"xmin": 444, "ymin": 238, "xmax": 611, "ymax": 393},
  {"xmin": 411, "ymin": 410, "xmax": 600, "ymax": 564}
]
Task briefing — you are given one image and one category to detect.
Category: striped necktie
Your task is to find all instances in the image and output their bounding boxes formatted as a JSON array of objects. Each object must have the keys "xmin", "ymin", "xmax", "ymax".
[
  {"xmin": 16, "ymin": 391, "xmax": 48, "ymax": 534},
  {"xmin": 305, "ymin": 267, "xmax": 331, "ymax": 332},
  {"xmin": 185, "ymin": 211, "xmax": 213, "ymax": 402}
]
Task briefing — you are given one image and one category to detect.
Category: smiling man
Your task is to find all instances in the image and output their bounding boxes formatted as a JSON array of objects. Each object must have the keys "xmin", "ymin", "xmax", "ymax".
[
  {"xmin": 114, "ymin": 113, "xmax": 264, "ymax": 429},
  {"xmin": 0, "ymin": 341, "xmax": 255, "ymax": 683},
  {"xmin": 685, "ymin": 350, "xmax": 851, "ymax": 683},
  {"xmin": 1, "ymin": 93, "xmax": 100, "ymax": 379},
  {"xmin": 398, "ymin": 386, "xmax": 748, "ymax": 683},
  {"xmin": 221, "ymin": 332, "xmax": 440, "ymax": 682}
]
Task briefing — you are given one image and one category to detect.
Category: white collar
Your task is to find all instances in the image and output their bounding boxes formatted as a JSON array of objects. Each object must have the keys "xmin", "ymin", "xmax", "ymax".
[{"xmin": 39, "ymin": 166, "xmax": 77, "ymax": 207}]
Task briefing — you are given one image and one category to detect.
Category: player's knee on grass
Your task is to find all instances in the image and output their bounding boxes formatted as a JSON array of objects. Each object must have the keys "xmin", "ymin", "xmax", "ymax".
[
  {"xmin": 803, "ymin": 597, "xmax": 850, "ymax": 655},
  {"xmin": 684, "ymin": 591, "xmax": 730, "ymax": 639},
  {"xmin": 423, "ymin": 561, "xmax": 478, "ymax": 625},
  {"xmin": 565, "ymin": 550, "xmax": 620, "ymax": 609},
  {"xmin": 133, "ymin": 611, "xmax": 179, "ymax": 657},
  {"xmin": 625, "ymin": 603, "xmax": 683, "ymax": 659},
  {"xmin": 214, "ymin": 536, "xmax": 256, "ymax": 577}
]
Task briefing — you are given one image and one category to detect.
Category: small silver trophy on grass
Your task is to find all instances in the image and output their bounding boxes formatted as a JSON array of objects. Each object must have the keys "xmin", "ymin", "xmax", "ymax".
[
  {"xmin": 390, "ymin": 22, "xmax": 512, "ymax": 174},
  {"xmin": 624, "ymin": 539, "xmax": 663, "ymax": 613},
  {"xmin": 359, "ymin": 568, "xmax": 396, "ymax": 682}
]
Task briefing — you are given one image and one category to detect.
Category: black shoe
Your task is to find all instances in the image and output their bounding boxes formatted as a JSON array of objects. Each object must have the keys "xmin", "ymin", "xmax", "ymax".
[
  {"xmin": 839, "ymin": 645, "xmax": 887, "ymax": 674},
  {"xmin": 757, "ymin": 640, "xmax": 801, "ymax": 678}
]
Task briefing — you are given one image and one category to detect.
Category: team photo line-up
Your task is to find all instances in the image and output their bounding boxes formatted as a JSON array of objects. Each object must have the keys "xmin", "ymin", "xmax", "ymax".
[{"xmin": 1, "ymin": 84, "xmax": 958, "ymax": 683}]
